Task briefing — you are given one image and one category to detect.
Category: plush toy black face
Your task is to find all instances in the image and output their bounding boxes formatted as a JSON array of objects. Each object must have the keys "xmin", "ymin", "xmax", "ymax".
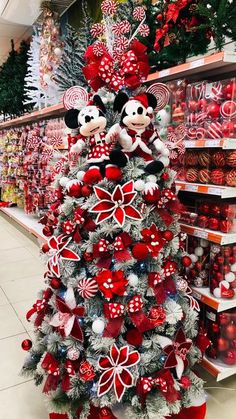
[
  {"xmin": 114, "ymin": 92, "xmax": 157, "ymax": 131},
  {"xmin": 64, "ymin": 94, "xmax": 107, "ymax": 136}
]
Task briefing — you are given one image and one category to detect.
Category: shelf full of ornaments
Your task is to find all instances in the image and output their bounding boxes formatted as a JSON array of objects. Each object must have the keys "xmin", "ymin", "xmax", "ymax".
[{"xmin": 0, "ymin": 117, "xmax": 68, "ymax": 216}]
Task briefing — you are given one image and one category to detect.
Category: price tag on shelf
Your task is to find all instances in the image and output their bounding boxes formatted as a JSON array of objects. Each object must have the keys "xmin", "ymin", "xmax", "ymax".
[
  {"xmin": 185, "ymin": 141, "xmax": 195, "ymax": 148},
  {"xmin": 159, "ymin": 69, "xmax": 170, "ymax": 77},
  {"xmin": 208, "ymin": 187, "xmax": 222, "ymax": 195},
  {"xmin": 193, "ymin": 229, "xmax": 208, "ymax": 239},
  {"xmin": 185, "ymin": 184, "xmax": 198, "ymax": 192},
  {"xmin": 190, "ymin": 59, "xmax": 204, "ymax": 69},
  {"xmin": 205, "ymin": 140, "xmax": 220, "ymax": 147}
]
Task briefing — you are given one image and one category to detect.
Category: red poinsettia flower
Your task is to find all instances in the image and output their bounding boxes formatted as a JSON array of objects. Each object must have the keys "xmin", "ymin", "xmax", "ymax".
[
  {"xmin": 98, "ymin": 344, "xmax": 140, "ymax": 401},
  {"xmin": 90, "ymin": 180, "xmax": 142, "ymax": 227},
  {"xmin": 163, "ymin": 328, "xmax": 192, "ymax": 379},
  {"xmin": 141, "ymin": 224, "xmax": 165, "ymax": 257},
  {"xmin": 95, "ymin": 270, "xmax": 128, "ymax": 300},
  {"xmin": 47, "ymin": 235, "xmax": 80, "ymax": 278}
]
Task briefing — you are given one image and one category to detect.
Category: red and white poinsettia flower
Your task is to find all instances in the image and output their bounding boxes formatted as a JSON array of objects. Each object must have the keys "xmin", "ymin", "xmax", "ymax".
[
  {"xmin": 47, "ymin": 235, "xmax": 80, "ymax": 278},
  {"xmin": 98, "ymin": 344, "xmax": 140, "ymax": 401},
  {"xmin": 50, "ymin": 287, "xmax": 85, "ymax": 341},
  {"xmin": 141, "ymin": 224, "xmax": 165, "ymax": 258},
  {"xmin": 158, "ymin": 328, "xmax": 192, "ymax": 379},
  {"xmin": 90, "ymin": 180, "xmax": 142, "ymax": 227}
]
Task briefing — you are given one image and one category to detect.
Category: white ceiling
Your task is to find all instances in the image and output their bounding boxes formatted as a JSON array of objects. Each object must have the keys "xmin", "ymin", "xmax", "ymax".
[{"xmin": 0, "ymin": 0, "xmax": 41, "ymax": 64}]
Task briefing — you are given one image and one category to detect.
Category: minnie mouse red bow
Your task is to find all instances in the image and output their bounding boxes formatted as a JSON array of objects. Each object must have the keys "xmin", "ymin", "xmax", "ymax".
[
  {"xmin": 41, "ymin": 352, "xmax": 60, "ymax": 393},
  {"xmin": 47, "ymin": 235, "xmax": 80, "ymax": 278},
  {"xmin": 93, "ymin": 233, "xmax": 132, "ymax": 269},
  {"xmin": 26, "ymin": 288, "xmax": 53, "ymax": 327},
  {"xmin": 50, "ymin": 287, "xmax": 85, "ymax": 341},
  {"xmin": 103, "ymin": 295, "xmax": 157, "ymax": 338}
]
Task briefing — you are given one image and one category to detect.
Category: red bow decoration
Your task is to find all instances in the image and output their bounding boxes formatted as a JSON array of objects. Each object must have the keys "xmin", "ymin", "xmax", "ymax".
[
  {"xmin": 93, "ymin": 232, "xmax": 132, "ymax": 268},
  {"xmin": 79, "ymin": 360, "xmax": 96, "ymax": 381},
  {"xmin": 163, "ymin": 328, "xmax": 192, "ymax": 379},
  {"xmin": 41, "ymin": 353, "xmax": 60, "ymax": 393},
  {"xmin": 137, "ymin": 375, "xmax": 168, "ymax": 396},
  {"xmin": 97, "ymin": 344, "xmax": 140, "ymax": 401},
  {"xmin": 61, "ymin": 360, "xmax": 76, "ymax": 392},
  {"xmin": 90, "ymin": 181, "xmax": 142, "ymax": 227},
  {"xmin": 166, "ymin": 0, "xmax": 188, "ymax": 23},
  {"xmin": 50, "ymin": 288, "xmax": 85, "ymax": 341},
  {"xmin": 26, "ymin": 288, "xmax": 53, "ymax": 327},
  {"xmin": 141, "ymin": 224, "xmax": 165, "ymax": 258},
  {"xmin": 95, "ymin": 269, "xmax": 128, "ymax": 300},
  {"xmin": 47, "ymin": 235, "xmax": 80, "ymax": 278},
  {"xmin": 148, "ymin": 272, "xmax": 176, "ymax": 305},
  {"xmin": 103, "ymin": 295, "xmax": 157, "ymax": 338}
]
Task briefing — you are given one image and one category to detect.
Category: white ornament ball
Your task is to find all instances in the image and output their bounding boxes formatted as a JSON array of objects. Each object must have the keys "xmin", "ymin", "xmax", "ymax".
[
  {"xmin": 220, "ymin": 280, "xmax": 230, "ymax": 289},
  {"xmin": 194, "ymin": 246, "xmax": 204, "ymax": 257},
  {"xmin": 225, "ymin": 272, "xmax": 235, "ymax": 282},
  {"xmin": 59, "ymin": 177, "xmax": 70, "ymax": 187},
  {"xmin": 43, "ymin": 73, "xmax": 51, "ymax": 84},
  {"xmin": 213, "ymin": 287, "xmax": 221, "ymax": 298},
  {"xmin": 146, "ymin": 175, "xmax": 157, "ymax": 183},
  {"xmin": 231, "ymin": 263, "xmax": 236, "ymax": 272},
  {"xmin": 67, "ymin": 348, "xmax": 80, "ymax": 360},
  {"xmin": 134, "ymin": 180, "xmax": 145, "ymax": 191},
  {"xmin": 92, "ymin": 318, "xmax": 105, "ymax": 334},
  {"xmin": 54, "ymin": 47, "xmax": 62, "ymax": 56},
  {"xmin": 190, "ymin": 254, "xmax": 198, "ymax": 263},
  {"xmin": 200, "ymin": 239, "xmax": 209, "ymax": 248},
  {"xmin": 128, "ymin": 274, "xmax": 139, "ymax": 287},
  {"xmin": 156, "ymin": 108, "xmax": 171, "ymax": 127},
  {"xmin": 77, "ymin": 171, "xmax": 85, "ymax": 181}
]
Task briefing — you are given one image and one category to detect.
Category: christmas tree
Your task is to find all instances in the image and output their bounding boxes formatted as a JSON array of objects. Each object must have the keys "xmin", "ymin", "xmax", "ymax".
[
  {"xmin": 24, "ymin": 27, "xmax": 47, "ymax": 110},
  {"xmin": 22, "ymin": 2, "xmax": 206, "ymax": 418}
]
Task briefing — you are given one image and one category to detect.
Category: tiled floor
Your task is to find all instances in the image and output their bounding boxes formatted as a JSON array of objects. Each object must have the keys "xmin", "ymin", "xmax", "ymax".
[{"xmin": 0, "ymin": 214, "xmax": 235, "ymax": 418}]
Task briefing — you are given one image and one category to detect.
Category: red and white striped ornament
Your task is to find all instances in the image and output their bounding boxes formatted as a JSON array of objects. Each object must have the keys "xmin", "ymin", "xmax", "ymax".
[
  {"xmin": 113, "ymin": 36, "xmax": 129, "ymax": 58},
  {"xmin": 147, "ymin": 83, "xmax": 170, "ymax": 111},
  {"xmin": 63, "ymin": 86, "xmax": 89, "ymax": 110},
  {"xmin": 93, "ymin": 41, "xmax": 107, "ymax": 57},
  {"xmin": 138, "ymin": 24, "xmax": 150, "ymax": 37},
  {"xmin": 196, "ymin": 127, "xmax": 206, "ymax": 140},
  {"xmin": 187, "ymin": 113, "xmax": 196, "ymax": 126},
  {"xmin": 196, "ymin": 112, "xmax": 207, "ymax": 125},
  {"xmin": 207, "ymin": 122, "xmax": 223, "ymax": 139},
  {"xmin": 77, "ymin": 278, "xmax": 98, "ymax": 299},
  {"xmin": 49, "ymin": 135, "xmax": 63, "ymax": 148},
  {"xmin": 133, "ymin": 6, "xmax": 146, "ymax": 21},
  {"xmin": 101, "ymin": 0, "xmax": 118, "ymax": 15},
  {"xmin": 27, "ymin": 135, "xmax": 39, "ymax": 150},
  {"xmin": 187, "ymin": 127, "xmax": 197, "ymax": 140},
  {"xmin": 90, "ymin": 23, "xmax": 105, "ymax": 38},
  {"xmin": 220, "ymin": 100, "xmax": 236, "ymax": 118},
  {"xmin": 211, "ymin": 82, "xmax": 223, "ymax": 101}
]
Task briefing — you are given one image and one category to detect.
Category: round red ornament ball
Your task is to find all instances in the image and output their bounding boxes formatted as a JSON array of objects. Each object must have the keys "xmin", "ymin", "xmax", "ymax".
[
  {"xmin": 219, "ymin": 312, "xmax": 230, "ymax": 326},
  {"xmin": 211, "ymin": 151, "xmax": 225, "ymax": 167},
  {"xmin": 217, "ymin": 337, "xmax": 229, "ymax": 352},
  {"xmin": 220, "ymin": 220, "xmax": 233, "ymax": 233},
  {"xmin": 181, "ymin": 256, "xmax": 192, "ymax": 267},
  {"xmin": 221, "ymin": 204, "xmax": 235, "ymax": 218},
  {"xmin": 198, "ymin": 169, "xmax": 211, "ymax": 184},
  {"xmin": 50, "ymin": 277, "xmax": 61, "ymax": 289},
  {"xmin": 21, "ymin": 339, "xmax": 32, "ymax": 351},
  {"xmin": 226, "ymin": 151, "xmax": 236, "ymax": 168},
  {"xmin": 208, "ymin": 217, "xmax": 219, "ymax": 231},
  {"xmin": 81, "ymin": 185, "xmax": 92, "ymax": 197},
  {"xmin": 225, "ymin": 169, "xmax": 236, "ymax": 187},
  {"xmin": 199, "ymin": 203, "xmax": 210, "ymax": 215},
  {"xmin": 185, "ymin": 152, "xmax": 198, "ymax": 167},
  {"xmin": 223, "ymin": 82, "xmax": 236, "ymax": 100},
  {"xmin": 210, "ymin": 169, "xmax": 225, "ymax": 185},
  {"xmin": 186, "ymin": 168, "xmax": 198, "ymax": 183},
  {"xmin": 188, "ymin": 100, "xmax": 199, "ymax": 112},
  {"xmin": 198, "ymin": 152, "xmax": 211, "ymax": 167},
  {"xmin": 156, "ymin": 13, "xmax": 163, "ymax": 21},
  {"xmin": 67, "ymin": 182, "xmax": 82, "ymax": 198},
  {"xmin": 222, "ymin": 350, "xmax": 236, "ymax": 365},
  {"xmin": 222, "ymin": 121, "xmax": 235, "ymax": 138},
  {"xmin": 207, "ymin": 102, "xmax": 221, "ymax": 119},
  {"xmin": 161, "ymin": 172, "xmax": 169, "ymax": 181},
  {"xmin": 197, "ymin": 215, "xmax": 209, "ymax": 228},
  {"xmin": 142, "ymin": 187, "xmax": 160, "ymax": 204},
  {"xmin": 225, "ymin": 323, "xmax": 236, "ymax": 340},
  {"xmin": 132, "ymin": 243, "xmax": 149, "ymax": 260},
  {"xmin": 125, "ymin": 328, "xmax": 143, "ymax": 346},
  {"xmin": 210, "ymin": 204, "xmax": 221, "ymax": 217},
  {"xmin": 42, "ymin": 225, "xmax": 54, "ymax": 237},
  {"xmin": 41, "ymin": 243, "xmax": 50, "ymax": 253},
  {"xmin": 162, "ymin": 230, "xmax": 174, "ymax": 241}
]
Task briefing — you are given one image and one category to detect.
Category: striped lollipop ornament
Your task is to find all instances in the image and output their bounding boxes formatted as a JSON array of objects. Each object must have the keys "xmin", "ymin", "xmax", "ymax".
[
  {"xmin": 147, "ymin": 83, "xmax": 170, "ymax": 111},
  {"xmin": 63, "ymin": 86, "xmax": 89, "ymax": 110}
]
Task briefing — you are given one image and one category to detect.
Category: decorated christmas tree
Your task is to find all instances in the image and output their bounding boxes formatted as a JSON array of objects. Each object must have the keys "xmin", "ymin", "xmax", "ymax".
[{"xmin": 22, "ymin": 2, "xmax": 207, "ymax": 418}]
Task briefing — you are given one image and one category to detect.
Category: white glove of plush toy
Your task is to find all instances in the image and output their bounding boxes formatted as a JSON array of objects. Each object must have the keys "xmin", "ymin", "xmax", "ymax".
[
  {"xmin": 71, "ymin": 139, "xmax": 85, "ymax": 154},
  {"xmin": 119, "ymin": 128, "xmax": 132, "ymax": 150},
  {"xmin": 105, "ymin": 123, "xmax": 121, "ymax": 144},
  {"xmin": 153, "ymin": 138, "xmax": 170, "ymax": 157}
]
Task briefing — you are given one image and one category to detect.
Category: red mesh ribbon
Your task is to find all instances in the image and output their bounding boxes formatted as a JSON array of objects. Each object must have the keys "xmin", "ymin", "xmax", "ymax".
[{"xmin": 49, "ymin": 414, "xmax": 69, "ymax": 419}]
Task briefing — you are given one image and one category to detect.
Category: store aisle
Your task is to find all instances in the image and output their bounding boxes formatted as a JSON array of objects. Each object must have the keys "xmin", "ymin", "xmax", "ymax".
[
  {"xmin": 0, "ymin": 214, "xmax": 47, "ymax": 419},
  {"xmin": 0, "ymin": 214, "xmax": 236, "ymax": 419}
]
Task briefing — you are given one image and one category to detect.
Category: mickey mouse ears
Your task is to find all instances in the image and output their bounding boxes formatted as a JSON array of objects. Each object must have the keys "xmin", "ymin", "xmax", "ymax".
[
  {"xmin": 63, "ymin": 86, "xmax": 89, "ymax": 110},
  {"xmin": 146, "ymin": 83, "xmax": 170, "ymax": 112}
]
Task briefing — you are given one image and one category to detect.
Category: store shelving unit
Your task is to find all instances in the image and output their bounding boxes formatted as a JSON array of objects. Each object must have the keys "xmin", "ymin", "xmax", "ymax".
[
  {"xmin": 176, "ymin": 181, "xmax": 236, "ymax": 198},
  {"xmin": 202, "ymin": 356, "xmax": 236, "ymax": 381},
  {"xmin": 180, "ymin": 223, "xmax": 236, "ymax": 245},
  {"xmin": 0, "ymin": 207, "xmax": 46, "ymax": 242},
  {"xmin": 184, "ymin": 139, "xmax": 236, "ymax": 149}
]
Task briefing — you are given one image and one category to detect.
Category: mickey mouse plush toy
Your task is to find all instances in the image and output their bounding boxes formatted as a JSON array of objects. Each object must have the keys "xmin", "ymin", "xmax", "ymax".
[
  {"xmin": 107, "ymin": 92, "xmax": 170, "ymax": 174},
  {"xmin": 64, "ymin": 94, "xmax": 123, "ymax": 184}
]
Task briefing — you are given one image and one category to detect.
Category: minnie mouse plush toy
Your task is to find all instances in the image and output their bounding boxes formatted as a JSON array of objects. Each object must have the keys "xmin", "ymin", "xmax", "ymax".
[
  {"xmin": 106, "ymin": 92, "xmax": 170, "ymax": 174},
  {"xmin": 64, "ymin": 94, "xmax": 123, "ymax": 184}
]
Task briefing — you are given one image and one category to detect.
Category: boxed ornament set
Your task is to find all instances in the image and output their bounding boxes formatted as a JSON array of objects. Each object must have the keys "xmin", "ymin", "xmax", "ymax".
[{"xmin": 204, "ymin": 307, "xmax": 236, "ymax": 366}]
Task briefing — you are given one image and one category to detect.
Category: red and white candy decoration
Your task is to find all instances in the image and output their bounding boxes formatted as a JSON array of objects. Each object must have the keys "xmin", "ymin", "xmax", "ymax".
[
  {"xmin": 93, "ymin": 41, "xmax": 107, "ymax": 57},
  {"xmin": 138, "ymin": 24, "xmax": 150, "ymax": 37},
  {"xmin": 101, "ymin": 0, "xmax": 118, "ymax": 15},
  {"xmin": 196, "ymin": 112, "xmax": 207, "ymax": 125},
  {"xmin": 196, "ymin": 127, "xmax": 206, "ymax": 140},
  {"xmin": 187, "ymin": 127, "xmax": 196, "ymax": 140},
  {"xmin": 77, "ymin": 278, "xmax": 98, "ymax": 299},
  {"xmin": 207, "ymin": 122, "xmax": 223, "ymax": 139},
  {"xmin": 147, "ymin": 83, "xmax": 170, "ymax": 111},
  {"xmin": 90, "ymin": 23, "xmax": 105, "ymax": 38},
  {"xmin": 112, "ymin": 21, "xmax": 131, "ymax": 35},
  {"xmin": 133, "ymin": 6, "xmax": 146, "ymax": 21},
  {"xmin": 63, "ymin": 86, "xmax": 89, "ymax": 110},
  {"xmin": 211, "ymin": 82, "xmax": 223, "ymax": 101}
]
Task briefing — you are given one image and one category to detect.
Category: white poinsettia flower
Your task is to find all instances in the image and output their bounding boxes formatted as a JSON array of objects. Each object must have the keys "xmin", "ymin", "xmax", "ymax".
[{"xmin": 165, "ymin": 300, "xmax": 183, "ymax": 325}]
